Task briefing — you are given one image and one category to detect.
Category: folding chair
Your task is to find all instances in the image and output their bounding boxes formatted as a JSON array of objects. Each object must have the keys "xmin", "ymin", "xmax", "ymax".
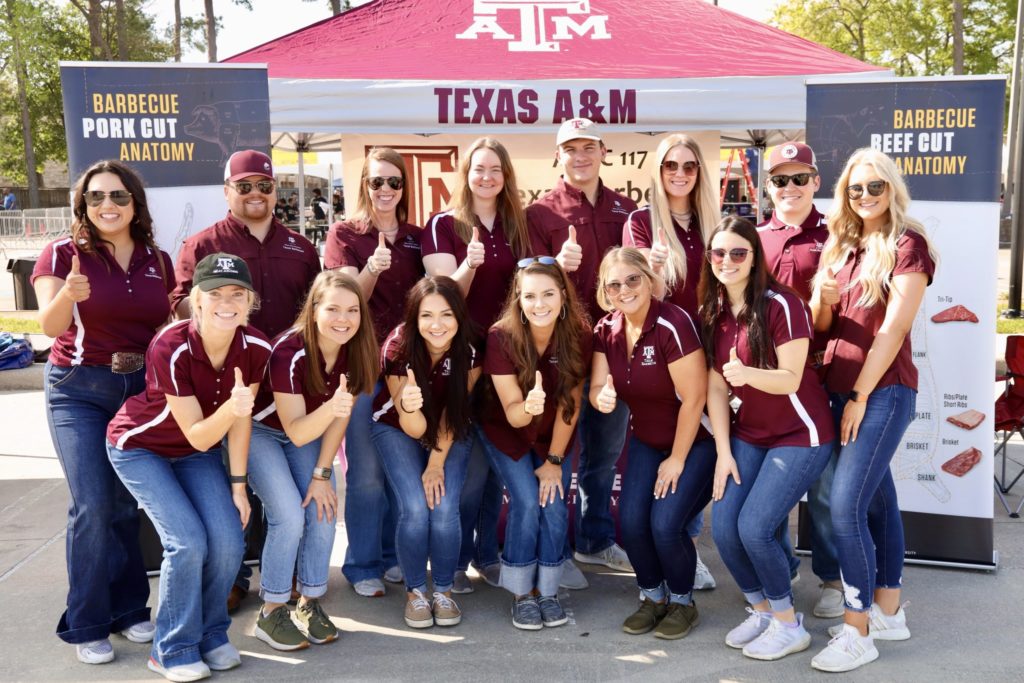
[{"xmin": 994, "ymin": 335, "xmax": 1024, "ymax": 517}]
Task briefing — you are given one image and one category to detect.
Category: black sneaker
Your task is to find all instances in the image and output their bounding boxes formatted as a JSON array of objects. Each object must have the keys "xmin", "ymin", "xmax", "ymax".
[
  {"xmin": 511, "ymin": 595, "xmax": 543, "ymax": 631},
  {"xmin": 537, "ymin": 595, "xmax": 568, "ymax": 628}
]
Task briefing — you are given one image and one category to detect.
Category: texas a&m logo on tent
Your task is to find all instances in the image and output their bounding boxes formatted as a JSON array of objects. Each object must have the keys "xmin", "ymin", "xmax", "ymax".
[{"xmin": 457, "ymin": 0, "xmax": 611, "ymax": 53}]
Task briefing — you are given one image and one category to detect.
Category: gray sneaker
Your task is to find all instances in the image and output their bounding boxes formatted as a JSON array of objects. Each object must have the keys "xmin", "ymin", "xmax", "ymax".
[
  {"xmin": 511, "ymin": 595, "xmax": 543, "ymax": 630},
  {"xmin": 537, "ymin": 595, "xmax": 568, "ymax": 628},
  {"xmin": 559, "ymin": 559, "xmax": 589, "ymax": 590},
  {"xmin": 573, "ymin": 543, "xmax": 633, "ymax": 572},
  {"xmin": 255, "ymin": 606, "xmax": 310, "ymax": 651},
  {"xmin": 478, "ymin": 563, "xmax": 502, "ymax": 588},
  {"xmin": 452, "ymin": 570, "xmax": 474, "ymax": 594},
  {"xmin": 294, "ymin": 598, "xmax": 339, "ymax": 644}
]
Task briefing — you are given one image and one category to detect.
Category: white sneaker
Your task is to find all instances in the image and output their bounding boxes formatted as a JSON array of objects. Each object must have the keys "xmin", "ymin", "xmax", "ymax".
[
  {"xmin": 693, "ymin": 552, "xmax": 716, "ymax": 590},
  {"xmin": 811, "ymin": 623, "xmax": 879, "ymax": 672},
  {"xmin": 725, "ymin": 608, "xmax": 773, "ymax": 649},
  {"xmin": 202, "ymin": 642, "xmax": 241, "ymax": 671},
  {"xmin": 574, "ymin": 543, "xmax": 633, "ymax": 572},
  {"xmin": 742, "ymin": 613, "xmax": 811, "ymax": 661},
  {"xmin": 352, "ymin": 578, "xmax": 386, "ymax": 597},
  {"xmin": 813, "ymin": 584, "xmax": 846, "ymax": 618},
  {"xmin": 383, "ymin": 565, "xmax": 404, "ymax": 584},
  {"xmin": 452, "ymin": 570, "xmax": 474, "ymax": 594},
  {"xmin": 828, "ymin": 603, "xmax": 910, "ymax": 641},
  {"xmin": 559, "ymin": 559, "xmax": 589, "ymax": 590},
  {"xmin": 120, "ymin": 620, "xmax": 156, "ymax": 643},
  {"xmin": 76, "ymin": 638, "xmax": 114, "ymax": 664},
  {"xmin": 147, "ymin": 656, "xmax": 211, "ymax": 682}
]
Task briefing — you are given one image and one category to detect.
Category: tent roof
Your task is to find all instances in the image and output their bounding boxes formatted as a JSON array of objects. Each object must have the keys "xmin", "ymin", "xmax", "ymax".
[{"xmin": 226, "ymin": 0, "xmax": 884, "ymax": 80}]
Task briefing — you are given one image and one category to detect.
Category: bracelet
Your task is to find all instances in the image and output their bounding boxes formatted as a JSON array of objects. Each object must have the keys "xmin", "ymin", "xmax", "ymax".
[
  {"xmin": 399, "ymin": 398, "xmax": 415, "ymax": 414},
  {"xmin": 229, "ymin": 474, "xmax": 248, "ymax": 485}
]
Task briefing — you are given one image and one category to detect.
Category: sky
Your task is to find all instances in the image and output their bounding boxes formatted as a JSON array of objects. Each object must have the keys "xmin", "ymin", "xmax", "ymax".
[{"xmin": 146, "ymin": 0, "xmax": 780, "ymax": 63}]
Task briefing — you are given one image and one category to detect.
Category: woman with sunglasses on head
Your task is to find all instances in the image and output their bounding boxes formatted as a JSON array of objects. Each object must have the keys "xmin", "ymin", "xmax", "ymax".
[
  {"xmin": 370, "ymin": 276, "xmax": 480, "ymax": 628},
  {"xmin": 32, "ymin": 160, "xmax": 173, "ymax": 665},
  {"xmin": 421, "ymin": 137, "xmax": 531, "ymax": 593},
  {"xmin": 477, "ymin": 257, "xmax": 589, "ymax": 630},
  {"xmin": 701, "ymin": 217, "xmax": 835, "ymax": 662},
  {"xmin": 808, "ymin": 149, "xmax": 936, "ymax": 673},
  {"xmin": 246, "ymin": 271, "xmax": 378, "ymax": 651},
  {"xmin": 591, "ymin": 247, "xmax": 713, "ymax": 640},
  {"xmin": 324, "ymin": 148, "xmax": 424, "ymax": 597},
  {"xmin": 106, "ymin": 253, "xmax": 270, "ymax": 681}
]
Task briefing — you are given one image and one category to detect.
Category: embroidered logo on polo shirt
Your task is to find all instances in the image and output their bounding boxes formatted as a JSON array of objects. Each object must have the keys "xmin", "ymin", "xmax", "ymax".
[
  {"xmin": 403, "ymin": 235, "xmax": 422, "ymax": 251},
  {"xmin": 811, "ymin": 241, "xmax": 824, "ymax": 252},
  {"xmin": 456, "ymin": 0, "xmax": 611, "ymax": 53},
  {"xmin": 641, "ymin": 345, "xmax": 656, "ymax": 366},
  {"xmin": 145, "ymin": 265, "xmax": 162, "ymax": 280},
  {"xmin": 442, "ymin": 357, "xmax": 452, "ymax": 376}
]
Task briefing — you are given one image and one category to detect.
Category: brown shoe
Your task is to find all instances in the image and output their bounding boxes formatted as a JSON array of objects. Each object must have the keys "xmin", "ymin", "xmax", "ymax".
[
  {"xmin": 227, "ymin": 585, "xmax": 248, "ymax": 614},
  {"xmin": 431, "ymin": 591, "xmax": 462, "ymax": 627}
]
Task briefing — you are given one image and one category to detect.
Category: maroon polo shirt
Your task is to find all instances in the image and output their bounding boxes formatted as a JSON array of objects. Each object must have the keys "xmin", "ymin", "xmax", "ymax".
[
  {"xmin": 823, "ymin": 230, "xmax": 935, "ymax": 395},
  {"xmin": 323, "ymin": 221, "xmax": 424, "ymax": 341},
  {"xmin": 526, "ymin": 177, "xmax": 637, "ymax": 323},
  {"xmin": 370, "ymin": 323, "xmax": 479, "ymax": 431},
  {"xmin": 107, "ymin": 320, "xmax": 271, "ymax": 457},
  {"xmin": 32, "ymin": 238, "xmax": 174, "ymax": 367},
  {"xmin": 712, "ymin": 290, "xmax": 834, "ymax": 448},
  {"xmin": 252, "ymin": 328, "xmax": 350, "ymax": 432},
  {"xmin": 593, "ymin": 299, "xmax": 710, "ymax": 452},
  {"xmin": 422, "ymin": 211, "xmax": 518, "ymax": 331},
  {"xmin": 622, "ymin": 207, "xmax": 704, "ymax": 319},
  {"xmin": 481, "ymin": 325, "xmax": 592, "ymax": 461},
  {"xmin": 172, "ymin": 213, "xmax": 321, "ymax": 338}
]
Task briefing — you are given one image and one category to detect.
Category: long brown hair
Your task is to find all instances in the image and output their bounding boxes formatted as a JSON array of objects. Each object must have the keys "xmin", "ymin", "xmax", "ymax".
[
  {"xmin": 493, "ymin": 260, "xmax": 587, "ymax": 424},
  {"xmin": 293, "ymin": 271, "xmax": 378, "ymax": 396},
  {"xmin": 350, "ymin": 147, "xmax": 410, "ymax": 232},
  {"xmin": 698, "ymin": 216, "xmax": 794, "ymax": 369}
]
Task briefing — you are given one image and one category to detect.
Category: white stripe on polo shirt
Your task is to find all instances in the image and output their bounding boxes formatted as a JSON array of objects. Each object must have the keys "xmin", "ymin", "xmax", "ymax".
[
  {"xmin": 380, "ymin": 324, "xmax": 403, "ymax": 372},
  {"xmin": 788, "ymin": 393, "xmax": 820, "ymax": 447},
  {"xmin": 244, "ymin": 334, "xmax": 272, "ymax": 352},
  {"xmin": 116, "ymin": 404, "xmax": 171, "ymax": 450},
  {"xmin": 372, "ymin": 397, "xmax": 394, "ymax": 422},
  {"xmin": 51, "ymin": 238, "xmax": 72, "ymax": 272},
  {"xmin": 169, "ymin": 342, "xmax": 189, "ymax": 395},
  {"xmin": 253, "ymin": 401, "xmax": 277, "ymax": 422},
  {"xmin": 766, "ymin": 289, "xmax": 793, "ymax": 337},
  {"xmin": 288, "ymin": 348, "xmax": 306, "ymax": 393},
  {"xmin": 70, "ymin": 303, "xmax": 85, "ymax": 365},
  {"xmin": 656, "ymin": 316, "xmax": 683, "ymax": 354},
  {"xmin": 428, "ymin": 210, "xmax": 453, "ymax": 252}
]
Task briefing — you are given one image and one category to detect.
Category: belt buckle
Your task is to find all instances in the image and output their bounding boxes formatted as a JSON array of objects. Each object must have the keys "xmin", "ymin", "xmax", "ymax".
[{"xmin": 111, "ymin": 352, "xmax": 144, "ymax": 374}]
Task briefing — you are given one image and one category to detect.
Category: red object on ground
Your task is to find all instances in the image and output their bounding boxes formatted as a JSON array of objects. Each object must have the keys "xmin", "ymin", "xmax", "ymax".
[
  {"xmin": 931, "ymin": 304, "xmax": 978, "ymax": 323},
  {"xmin": 946, "ymin": 409, "xmax": 985, "ymax": 430},
  {"xmin": 941, "ymin": 447, "xmax": 982, "ymax": 477}
]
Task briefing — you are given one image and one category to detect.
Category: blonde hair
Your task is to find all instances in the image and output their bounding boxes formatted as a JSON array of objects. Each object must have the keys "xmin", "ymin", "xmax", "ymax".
[
  {"xmin": 188, "ymin": 285, "xmax": 258, "ymax": 333},
  {"xmin": 648, "ymin": 134, "xmax": 719, "ymax": 291},
  {"xmin": 815, "ymin": 148, "xmax": 938, "ymax": 307},
  {"xmin": 595, "ymin": 247, "xmax": 656, "ymax": 313}
]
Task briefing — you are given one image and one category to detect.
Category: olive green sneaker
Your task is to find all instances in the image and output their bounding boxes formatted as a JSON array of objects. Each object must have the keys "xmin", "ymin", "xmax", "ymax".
[
  {"xmin": 255, "ymin": 605, "xmax": 310, "ymax": 651},
  {"xmin": 653, "ymin": 602, "xmax": 699, "ymax": 640},
  {"xmin": 294, "ymin": 598, "xmax": 339, "ymax": 644},
  {"xmin": 622, "ymin": 598, "xmax": 668, "ymax": 635}
]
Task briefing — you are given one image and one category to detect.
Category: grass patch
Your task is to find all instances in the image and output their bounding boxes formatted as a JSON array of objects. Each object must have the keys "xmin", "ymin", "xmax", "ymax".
[
  {"xmin": 0, "ymin": 316, "xmax": 41, "ymax": 334},
  {"xmin": 997, "ymin": 295, "xmax": 1024, "ymax": 334}
]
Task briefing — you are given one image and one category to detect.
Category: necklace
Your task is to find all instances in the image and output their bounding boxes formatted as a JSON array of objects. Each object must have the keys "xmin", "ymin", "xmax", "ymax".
[{"xmin": 670, "ymin": 210, "xmax": 692, "ymax": 225}]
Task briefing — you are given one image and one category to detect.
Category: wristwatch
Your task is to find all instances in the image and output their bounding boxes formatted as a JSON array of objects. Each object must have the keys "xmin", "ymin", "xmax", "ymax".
[
  {"xmin": 850, "ymin": 390, "xmax": 869, "ymax": 403},
  {"xmin": 313, "ymin": 466, "xmax": 333, "ymax": 480},
  {"xmin": 546, "ymin": 453, "xmax": 565, "ymax": 466}
]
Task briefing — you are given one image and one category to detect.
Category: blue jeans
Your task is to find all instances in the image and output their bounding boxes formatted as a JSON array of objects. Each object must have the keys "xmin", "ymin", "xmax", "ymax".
[
  {"xmin": 712, "ymin": 436, "xmax": 834, "ymax": 612},
  {"xmin": 574, "ymin": 384, "xmax": 629, "ymax": 553},
  {"xmin": 248, "ymin": 422, "xmax": 336, "ymax": 603},
  {"xmin": 457, "ymin": 430, "xmax": 502, "ymax": 571},
  {"xmin": 620, "ymin": 437, "xmax": 715, "ymax": 604},
  {"xmin": 478, "ymin": 426, "xmax": 570, "ymax": 597},
  {"xmin": 372, "ymin": 423, "xmax": 470, "ymax": 593},
  {"xmin": 806, "ymin": 449, "xmax": 840, "ymax": 581},
  {"xmin": 342, "ymin": 381, "xmax": 398, "ymax": 583},
  {"xmin": 830, "ymin": 386, "xmax": 914, "ymax": 612},
  {"xmin": 45, "ymin": 362, "xmax": 150, "ymax": 644},
  {"xmin": 107, "ymin": 446, "xmax": 243, "ymax": 668}
]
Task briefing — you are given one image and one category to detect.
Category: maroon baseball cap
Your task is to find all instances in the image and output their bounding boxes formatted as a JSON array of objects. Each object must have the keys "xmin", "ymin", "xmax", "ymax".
[
  {"xmin": 767, "ymin": 142, "xmax": 817, "ymax": 172},
  {"xmin": 224, "ymin": 150, "xmax": 274, "ymax": 182}
]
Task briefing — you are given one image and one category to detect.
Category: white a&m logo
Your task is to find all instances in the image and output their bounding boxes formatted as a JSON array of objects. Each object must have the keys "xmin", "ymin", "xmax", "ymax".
[
  {"xmin": 457, "ymin": 0, "xmax": 610, "ymax": 53},
  {"xmin": 641, "ymin": 345, "xmax": 656, "ymax": 366},
  {"xmin": 781, "ymin": 144, "xmax": 798, "ymax": 159},
  {"xmin": 215, "ymin": 257, "xmax": 237, "ymax": 272}
]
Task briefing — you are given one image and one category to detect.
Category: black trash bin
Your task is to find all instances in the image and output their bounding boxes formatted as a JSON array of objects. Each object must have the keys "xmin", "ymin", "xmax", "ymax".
[{"xmin": 6, "ymin": 258, "xmax": 38, "ymax": 310}]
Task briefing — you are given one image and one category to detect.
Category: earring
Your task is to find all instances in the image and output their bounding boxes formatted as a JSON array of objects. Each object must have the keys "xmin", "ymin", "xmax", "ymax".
[
  {"xmin": 520, "ymin": 309, "xmax": 528, "ymax": 325},
  {"xmin": 560, "ymin": 304, "xmax": 567, "ymax": 320}
]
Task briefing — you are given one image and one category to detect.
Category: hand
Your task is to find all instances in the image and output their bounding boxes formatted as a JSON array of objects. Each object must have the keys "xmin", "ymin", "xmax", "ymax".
[
  {"xmin": 712, "ymin": 454, "xmax": 741, "ymax": 501},
  {"xmin": 523, "ymin": 371, "xmax": 545, "ymax": 416},
  {"xmin": 302, "ymin": 476, "xmax": 338, "ymax": 522},
  {"xmin": 654, "ymin": 456, "xmax": 684, "ymax": 499},
  {"xmin": 232, "ymin": 485, "xmax": 251, "ymax": 528},
  {"xmin": 534, "ymin": 460, "xmax": 564, "ymax": 507},
  {"xmin": 422, "ymin": 465, "xmax": 446, "ymax": 510},
  {"xmin": 465, "ymin": 226, "xmax": 485, "ymax": 269},
  {"xmin": 62, "ymin": 254, "xmax": 91, "ymax": 302},
  {"xmin": 819, "ymin": 267, "xmax": 840, "ymax": 306},
  {"xmin": 596, "ymin": 375, "xmax": 617, "ymax": 414},
  {"xmin": 400, "ymin": 367, "xmax": 423, "ymax": 412},
  {"xmin": 330, "ymin": 375, "xmax": 354, "ymax": 418},
  {"xmin": 555, "ymin": 224, "xmax": 582, "ymax": 272},
  {"xmin": 649, "ymin": 227, "xmax": 670, "ymax": 274},
  {"xmin": 722, "ymin": 347, "xmax": 749, "ymax": 388},
  {"xmin": 369, "ymin": 232, "xmax": 392, "ymax": 274},
  {"xmin": 840, "ymin": 398, "xmax": 867, "ymax": 446},
  {"xmin": 230, "ymin": 367, "xmax": 254, "ymax": 417}
]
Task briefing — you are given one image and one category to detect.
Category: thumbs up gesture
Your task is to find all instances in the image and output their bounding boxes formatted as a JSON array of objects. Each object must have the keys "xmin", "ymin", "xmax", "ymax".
[
  {"xmin": 400, "ymin": 367, "xmax": 423, "ymax": 413},
  {"xmin": 331, "ymin": 374, "xmax": 354, "ymax": 418},
  {"xmin": 63, "ymin": 254, "xmax": 91, "ymax": 302},
  {"xmin": 818, "ymin": 266, "xmax": 840, "ymax": 306},
  {"xmin": 465, "ymin": 226, "xmax": 485, "ymax": 270},
  {"xmin": 722, "ymin": 347, "xmax": 749, "ymax": 388},
  {"xmin": 524, "ymin": 370, "xmax": 546, "ymax": 416},
  {"xmin": 596, "ymin": 374, "xmax": 617, "ymax": 413},
  {"xmin": 230, "ymin": 367, "xmax": 254, "ymax": 417},
  {"xmin": 556, "ymin": 224, "xmax": 583, "ymax": 272},
  {"xmin": 369, "ymin": 231, "xmax": 392, "ymax": 275},
  {"xmin": 649, "ymin": 227, "xmax": 670, "ymax": 274}
]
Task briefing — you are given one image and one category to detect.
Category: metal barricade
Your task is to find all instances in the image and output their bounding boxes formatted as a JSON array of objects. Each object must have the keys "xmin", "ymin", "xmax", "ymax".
[{"xmin": 0, "ymin": 208, "xmax": 72, "ymax": 261}]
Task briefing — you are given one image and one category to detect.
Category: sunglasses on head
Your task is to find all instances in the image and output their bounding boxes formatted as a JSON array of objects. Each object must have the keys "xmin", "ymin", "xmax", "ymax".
[
  {"xmin": 83, "ymin": 190, "xmax": 132, "ymax": 207},
  {"xmin": 846, "ymin": 180, "xmax": 887, "ymax": 200},
  {"xmin": 517, "ymin": 256, "xmax": 558, "ymax": 269},
  {"xmin": 227, "ymin": 179, "xmax": 275, "ymax": 195},
  {"xmin": 604, "ymin": 273, "xmax": 644, "ymax": 295},
  {"xmin": 768, "ymin": 173, "xmax": 816, "ymax": 188},
  {"xmin": 367, "ymin": 176, "xmax": 404, "ymax": 191},
  {"xmin": 662, "ymin": 160, "xmax": 700, "ymax": 175},
  {"xmin": 706, "ymin": 248, "xmax": 751, "ymax": 265}
]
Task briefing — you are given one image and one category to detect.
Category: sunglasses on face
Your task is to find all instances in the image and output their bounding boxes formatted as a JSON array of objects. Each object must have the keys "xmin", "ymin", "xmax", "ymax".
[
  {"xmin": 768, "ymin": 173, "xmax": 817, "ymax": 188},
  {"xmin": 83, "ymin": 190, "xmax": 132, "ymax": 207},
  {"xmin": 517, "ymin": 256, "xmax": 558, "ymax": 269},
  {"xmin": 662, "ymin": 160, "xmax": 700, "ymax": 175},
  {"xmin": 367, "ymin": 176, "xmax": 404, "ymax": 191},
  {"xmin": 227, "ymin": 179, "xmax": 275, "ymax": 195},
  {"xmin": 706, "ymin": 248, "xmax": 751, "ymax": 265},
  {"xmin": 604, "ymin": 273, "xmax": 645, "ymax": 295},
  {"xmin": 846, "ymin": 180, "xmax": 887, "ymax": 200}
]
